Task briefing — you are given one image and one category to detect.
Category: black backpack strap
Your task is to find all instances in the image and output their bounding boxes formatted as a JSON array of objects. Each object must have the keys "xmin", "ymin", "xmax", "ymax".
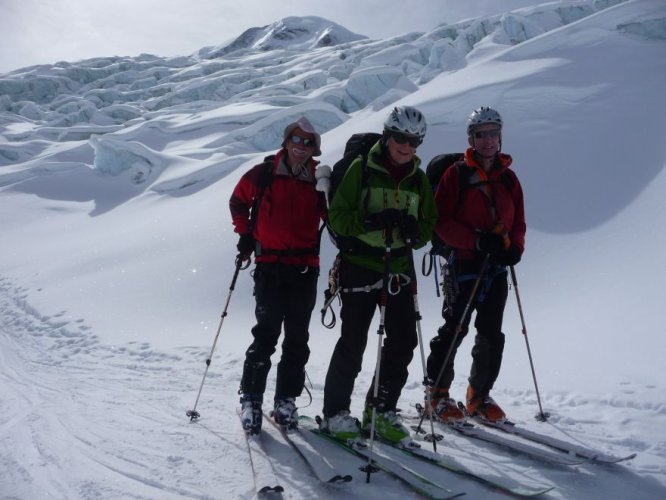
[{"xmin": 248, "ymin": 155, "xmax": 275, "ymax": 233}]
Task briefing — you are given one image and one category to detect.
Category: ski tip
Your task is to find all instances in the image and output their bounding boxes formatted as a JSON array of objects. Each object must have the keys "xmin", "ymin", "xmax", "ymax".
[
  {"xmin": 514, "ymin": 486, "xmax": 556, "ymax": 496},
  {"xmin": 593, "ymin": 452, "xmax": 637, "ymax": 463},
  {"xmin": 257, "ymin": 484, "xmax": 284, "ymax": 495},
  {"xmin": 328, "ymin": 474, "xmax": 353, "ymax": 484}
]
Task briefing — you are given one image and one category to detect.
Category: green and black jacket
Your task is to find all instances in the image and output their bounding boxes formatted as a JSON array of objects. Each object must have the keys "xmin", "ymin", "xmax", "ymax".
[{"xmin": 328, "ymin": 141, "xmax": 437, "ymax": 274}]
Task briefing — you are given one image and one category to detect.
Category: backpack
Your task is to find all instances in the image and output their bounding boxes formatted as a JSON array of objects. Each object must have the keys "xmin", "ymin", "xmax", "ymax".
[
  {"xmin": 328, "ymin": 132, "xmax": 382, "ymax": 204},
  {"xmin": 425, "ymin": 153, "xmax": 465, "ymax": 256},
  {"xmin": 326, "ymin": 132, "xmax": 383, "ymax": 253},
  {"xmin": 425, "ymin": 153, "xmax": 515, "ymax": 257}
]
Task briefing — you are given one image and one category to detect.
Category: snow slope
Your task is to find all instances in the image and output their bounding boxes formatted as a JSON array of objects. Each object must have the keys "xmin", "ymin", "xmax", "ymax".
[{"xmin": 1, "ymin": 1, "xmax": 665, "ymax": 498}]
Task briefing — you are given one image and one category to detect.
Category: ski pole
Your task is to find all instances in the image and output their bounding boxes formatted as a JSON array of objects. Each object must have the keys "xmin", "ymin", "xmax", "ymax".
[
  {"xmin": 509, "ymin": 265, "xmax": 549, "ymax": 422},
  {"xmin": 404, "ymin": 237, "xmax": 439, "ymax": 452},
  {"xmin": 415, "ymin": 253, "xmax": 490, "ymax": 435},
  {"xmin": 187, "ymin": 254, "xmax": 249, "ymax": 421},
  {"xmin": 362, "ymin": 225, "xmax": 393, "ymax": 483}
]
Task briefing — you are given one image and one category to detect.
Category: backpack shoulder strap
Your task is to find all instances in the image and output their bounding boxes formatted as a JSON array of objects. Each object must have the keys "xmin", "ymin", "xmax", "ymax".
[
  {"xmin": 454, "ymin": 160, "xmax": 475, "ymax": 193},
  {"xmin": 358, "ymin": 153, "xmax": 372, "ymax": 210},
  {"xmin": 258, "ymin": 155, "xmax": 276, "ymax": 187},
  {"xmin": 249, "ymin": 155, "xmax": 276, "ymax": 232},
  {"xmin": 500, "ymin": 170, "xmax": 515, "ymax": 192}
]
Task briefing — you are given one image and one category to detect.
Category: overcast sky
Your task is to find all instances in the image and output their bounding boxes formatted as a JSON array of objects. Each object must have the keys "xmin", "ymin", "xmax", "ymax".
[{"xmin": 0, "ymin": 0, "xmax": 547, "ymax": 74}]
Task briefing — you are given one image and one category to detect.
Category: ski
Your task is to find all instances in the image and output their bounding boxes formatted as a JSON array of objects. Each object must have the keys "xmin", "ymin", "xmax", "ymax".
[
  {"xmin": 375, "ymin": 436, "xmax": 554, "ymax": 497},
  {"xmin": 474, "ymin": 417, "xmax": 637, "ymax": 464},
  {"xmin": 412, "ymin": 405, "xmax": 585, "ymax": 466},
  {"xmin": 264, "ymin": 412, "xmax": 353, "ymax": 485},
  {"xmin": 300, "ymin": 416, "xmax": 465, "ymax": 499},
  {"xmin": 237, "ymin": 410, "xmax": 284, "ymax": 497},
  {"xmin": 445, "ymin": 420, "xmax": 586, "ymax": 465}
]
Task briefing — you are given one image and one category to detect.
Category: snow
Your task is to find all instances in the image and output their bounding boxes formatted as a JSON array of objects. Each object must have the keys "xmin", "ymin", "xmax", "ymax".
[{"xmin": 1, "ymin": 1, "xmax": 666, "ymax": 499}]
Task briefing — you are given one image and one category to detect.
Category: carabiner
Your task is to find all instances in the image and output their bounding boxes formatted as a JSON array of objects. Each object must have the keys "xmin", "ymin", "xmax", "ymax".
[
  {"xmin": 422, "ymin": 251, "xmax": 434, "ymax": 277},
  {"xmin": 388, "ymin": 274, "xmax": 402, "ymax": 295}
]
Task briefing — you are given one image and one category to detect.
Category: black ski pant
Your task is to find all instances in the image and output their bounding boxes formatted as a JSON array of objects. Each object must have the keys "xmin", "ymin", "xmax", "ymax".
[
  {"xmin": 427, "ymin": 263, "xmax": 508, "ymax": 396},
  {"xmin": 240, "ymin": 262, "xmax": 318, "ymax": 400},
  {"xmin": 322, "ymin": 260, "xmax": 418, "ymax": 418}
]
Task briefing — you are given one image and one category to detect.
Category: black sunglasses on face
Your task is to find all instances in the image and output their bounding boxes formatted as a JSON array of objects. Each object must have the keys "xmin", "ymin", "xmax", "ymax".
[
  {"xmin": 289, "ymin": 135, "xmax": 315, "ymax": 147},
  {"xmin": 390, "ymin": 132, "xmax": 422, "ymax": 148},
  {"xmin": 474, "ymin": 129, "xmax": 501, "ymax": 139}
]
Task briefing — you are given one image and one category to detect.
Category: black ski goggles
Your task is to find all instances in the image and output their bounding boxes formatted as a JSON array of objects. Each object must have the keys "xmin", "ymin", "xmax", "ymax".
[
  {"xmin": 389, "ymin": 131, "xmax": 422, "ymax": 148},
  {"xmin": 289, "ymin": 135, "xmax": 316, "ymax": 148}
]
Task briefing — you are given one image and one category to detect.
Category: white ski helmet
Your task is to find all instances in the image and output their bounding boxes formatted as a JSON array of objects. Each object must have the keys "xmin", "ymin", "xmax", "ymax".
[
  {"xmin": 384, "ymin": 106, "xmax": 427, "ymax": 139},
  {"xmin": 466, "ymin": 106, "xmax": 503, "ymax": 135}
]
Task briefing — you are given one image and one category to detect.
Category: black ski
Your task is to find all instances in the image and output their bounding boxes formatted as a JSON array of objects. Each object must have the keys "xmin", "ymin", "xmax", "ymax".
[
  {"xmin": 474, "ymin": 417, "xmax": 637, "ymax": 464},
  {"xmin": 237, "ymin": 410, "xmax": 284, "ymax": 497},
  {"xmin": 374, "ymin": 435, "xmax": 554, "ymax": 497},
  {"xmin": 264, "ymin": 412, "xmax": 353, "ymax": 485},
  {"xmin": 412, "ymin": 405, "xmax": 585, "ymax": 466},
  {"xmin": 300, "ymin": 416, "xmax": 465, "ymax": 499}
]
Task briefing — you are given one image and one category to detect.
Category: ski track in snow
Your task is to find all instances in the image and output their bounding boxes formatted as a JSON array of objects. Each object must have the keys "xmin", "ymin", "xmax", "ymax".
[
  {"xmin": 0, "ymin": 275, "xmax": 451, "ymax": 500},
  {"xmin": 0, "ymin": 275, "xmax": 245, "ymax": 500},
  {"xmin": 1, "ymin": 274, "xmax": 666, "ymax": 499}
]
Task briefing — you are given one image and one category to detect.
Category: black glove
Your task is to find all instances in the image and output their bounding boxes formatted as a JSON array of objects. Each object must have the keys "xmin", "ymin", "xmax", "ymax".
[
  {"xmin": 476, "ymin": 232, "xmax": 505, "ymax": 258},
  {"xmin": 400, "ymin": 214, "xmax": 420, "ymax": 245},
  {"xmin": 236, "ymin": 233, "xmax": 255, "ymax": 259},
  {"xmin": 363, "ymin": 208, "xmax": 403, "ymax": 231},
  {"xmin": 497, "ymin": 244, "xmax": 522, "ymax": 267}
]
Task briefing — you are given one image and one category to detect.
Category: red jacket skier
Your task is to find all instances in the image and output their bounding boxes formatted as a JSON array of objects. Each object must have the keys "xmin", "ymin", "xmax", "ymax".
[
  {"xmin": 230, "ymin": 117, "xmax": 327, "ymax": 434},
  {"xmin": 425, "ymin": 106, "xmax": 526, "ymax": 423}
]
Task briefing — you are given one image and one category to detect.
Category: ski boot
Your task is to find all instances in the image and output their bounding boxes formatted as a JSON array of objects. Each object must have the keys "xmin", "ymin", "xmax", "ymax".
[
  {"xmin": 319, "ymin": 410, "xmax": 360, "ymax": 441},
  {"xmin": 273, "ymin": 397, "xmax": 298, "ymax": 430},
  {"xmin": 427, "ymin": 388, "xmax": 465, "ymax": 423},
  {"xmin": 362, "ymin": 406, "xmax": 410, "ymax": 444},
  {"xmin": 466, "ymin": 385, "xmax": 506, "ymax": 422},
  {"xmin": 240, "ymin": 393, "xmax": 263, "ymax": 434}
]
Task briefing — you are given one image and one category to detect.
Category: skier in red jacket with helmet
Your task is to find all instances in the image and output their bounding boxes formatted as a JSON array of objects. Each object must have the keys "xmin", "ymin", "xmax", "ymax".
[
  {"xmin": 425, "ymin": 106, "xmax": 526, "ymax": 423},
  {"xmin": 230, "ymin": 117, "xmax": 327, "ymax": 434}
]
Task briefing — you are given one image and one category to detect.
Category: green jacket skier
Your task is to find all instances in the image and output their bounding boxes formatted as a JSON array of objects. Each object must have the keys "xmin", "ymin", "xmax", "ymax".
[{"xmin": 320, "ymin": 105, "xmax": 437, "ymax": 443}]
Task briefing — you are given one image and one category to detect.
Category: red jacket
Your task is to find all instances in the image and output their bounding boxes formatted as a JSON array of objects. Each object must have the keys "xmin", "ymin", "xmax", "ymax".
[
  {"xmin": 434, "ymin": 148, "xmax": 525, "ymax": 261},
  {"xmin": 229, "ymin": 149, "xmax": 327, "ymax": 266}
]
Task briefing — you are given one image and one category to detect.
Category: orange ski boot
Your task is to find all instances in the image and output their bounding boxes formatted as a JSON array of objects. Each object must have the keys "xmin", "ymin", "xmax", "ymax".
[
  {"xmin": 466, "ymin": 385, "xmax": 506, "ymax": 422},
  {"xmin": 427, "ymin": 388, "xmax": 465, "ymax": 423}
]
